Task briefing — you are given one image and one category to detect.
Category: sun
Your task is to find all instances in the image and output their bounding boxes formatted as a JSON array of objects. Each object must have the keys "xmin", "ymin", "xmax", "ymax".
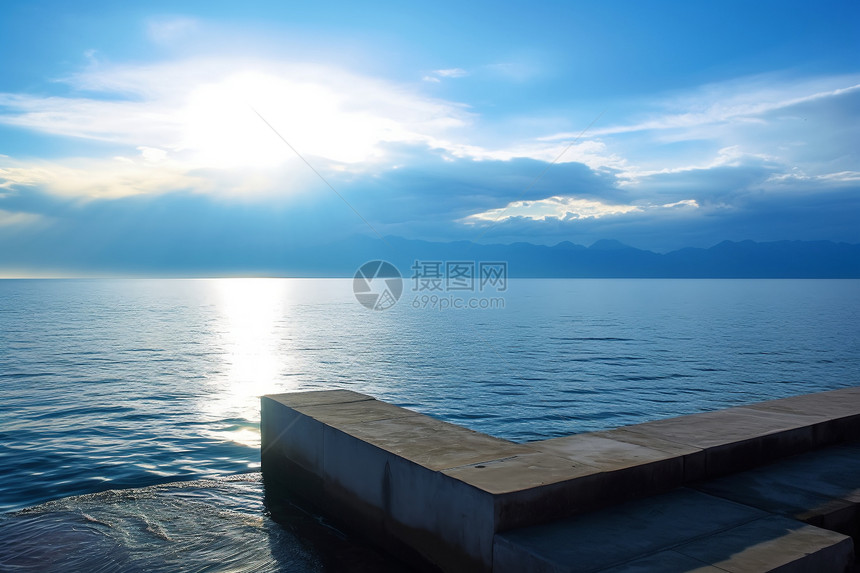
[{"xmin": 178, "ymin": 71, "xmax": 391, "ymax": 170}]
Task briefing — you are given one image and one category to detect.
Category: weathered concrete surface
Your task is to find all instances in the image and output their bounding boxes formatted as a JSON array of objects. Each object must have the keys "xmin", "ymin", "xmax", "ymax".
[
  {"xmin": 494, "ymin": 490, "xmax": 853, "ymax": 573},
  {"xmin": 695, "ymin": 441, "xmax": 860, "ymax": 538},
  {"xmin": 493, "ymin": 488, "xmax": 767, "ymax": 572},
  {"xmin": 674, "ymin": 515, "xmax": 853, "ymax": 573},
  {"xmin": 261, "ymin": 387, "xmax": 860, "ymax": 572},
  {"xmin": 337, "ymin": 415, "xmax": 532, "ymax": 470},
  {"xmin": 597, "ymin": 551, "xmax": 725, "ymax": 573},
  {"xmin": 615, "ymin": 407, "xmax": 825, "ymax": 480},
  {"xmin": 534, "ymin": 433, "xmax": 685, "ymax": 469},
  {"xmin": 312, "ymin": 402, "xmax": 540, "ymax": 571},
  {"xmin": 262, "ymin": 391, "xmax": 531, "ymax": 571},
  {"xmin": 745, "ymin": 387, "xmax": 860, "ymax": 422}
]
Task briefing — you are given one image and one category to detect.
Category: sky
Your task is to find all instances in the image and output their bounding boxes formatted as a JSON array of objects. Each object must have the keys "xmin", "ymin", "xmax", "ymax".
[{"xmin": 0, "ymin": 0, "xmax": 858, "ymax": 274}]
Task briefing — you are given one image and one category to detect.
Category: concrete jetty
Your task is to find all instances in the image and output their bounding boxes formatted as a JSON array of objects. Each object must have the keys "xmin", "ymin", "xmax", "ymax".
[{"xmin": 261, "ymin": 387, "xmax": 860, "ymax": 572}]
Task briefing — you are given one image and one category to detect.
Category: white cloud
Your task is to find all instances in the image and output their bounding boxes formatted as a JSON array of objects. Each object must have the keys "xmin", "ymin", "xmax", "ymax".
[
  {"xmin": 529, "ymin": 73, "xmax": 860, "ymax": 208},
  {"xmin": 619, "ymin": 145, "xmax": 777, "ymax": 183},
  {"xmin": 661, "ymin": 199, "xmax": 700, "ymax": 209},
  {"xmin": 0, "ymin": 58, "xmax": 482, "ymax": 198},
  {"xmin": 1, "ymin": 59, "xmax": 475, "ymax": 165},
  {"xmin": 138, "ymin": 146, "xmax": 168, "ymax": 163},
  {"xmin": 820, "ymin": 171, "xmax": 860, "ymax": 182},
  {"xmin": 571, "ymin": 76, "xmax": 860, "ymax": 139},
  {"xmin": 765, "ymin": 169, "xmax": 860, "ymax": 186},
  {"xmin": 1, "ymin": 57, "xmax": 857, "ymax": 213},
  {"xmin": 424, "ymin": 138, "xmax": 626, "ymax": 173},
  {"xmin": 0, "ymin": 208, "xmax": 42, "ymax": 227},
  {"xmin": 434, "ymin": 68, "xmax": 468, "ymax": 78},
  {"xmin": 423, "ymin": 68, "xmax": 468, "ymax": 82},
  {"xmin": 0, "ymin": 156, "xmax": 208, "ymax": 200},
  {"xmin": 462, "ymin": 194, "xmax": 699, "ymax": 224},
  {"xmin": 0, "ymin": 56, "xmax": 627, "ymax": 200}
]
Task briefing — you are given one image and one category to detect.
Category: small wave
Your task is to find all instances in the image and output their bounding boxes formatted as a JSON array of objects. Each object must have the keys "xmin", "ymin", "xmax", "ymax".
[
  {"xmin": 549, "ymin": 336, "xmax": 635, "ymax": 342},
  {"xmin": 0, "ymin": 372, "xmax": 60, "ymax": 379},
  {"xmin": 0, "ymin": 475, "xmax": 405, "ymax": 572},
  {"xmin": 122, "ymin": 348, "xmax": 164, "ymax": 353}
]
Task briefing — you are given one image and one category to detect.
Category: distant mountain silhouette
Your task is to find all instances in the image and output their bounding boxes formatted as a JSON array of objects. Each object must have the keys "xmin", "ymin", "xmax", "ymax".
[
  {"xmin": 587, "ymin": 239, "xmax": 632, "ymax": 251},
  {"xmin": 281, "ymin": 237, "xmax": 860, "ymax": 278}
]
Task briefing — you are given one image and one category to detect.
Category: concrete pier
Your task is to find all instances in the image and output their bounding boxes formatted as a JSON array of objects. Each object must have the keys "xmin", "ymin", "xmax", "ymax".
[{"xmin": 261, "ymin": 387, "xmax": 860, "ymax": 572}]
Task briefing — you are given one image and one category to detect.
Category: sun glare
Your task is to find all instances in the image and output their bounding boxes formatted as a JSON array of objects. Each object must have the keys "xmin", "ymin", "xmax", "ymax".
[
  {"xmin": 202, "ymin": 278, "xmax": 293, "ymax": 448},
  {"xmin": 179, "ymin": 72, "xmax": 395, "ymax": 169},
  {"xmin": 215, "ymin": 278, "xmax": 287, "ymax": 396}
]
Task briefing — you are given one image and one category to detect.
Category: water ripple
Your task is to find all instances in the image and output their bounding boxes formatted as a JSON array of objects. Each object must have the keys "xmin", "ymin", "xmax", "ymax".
[{"xmin": 0, "ymin": 475, "xmax": 406, "ymax": 572}]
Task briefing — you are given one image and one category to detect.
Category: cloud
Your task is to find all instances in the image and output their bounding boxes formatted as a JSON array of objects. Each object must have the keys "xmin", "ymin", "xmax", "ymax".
[
  {"xmin": 1, "ymin": 141, "xmax": 857, "ymax": 268},
  {"xmin": 1, "ymin": 155, "xmax": 208, "ymax": 200},
  {"xmin": 0, "ymin": 55, "xmax": 627, "ymax": 202},
  {"xmin": 462, "ymin": 195, "xmax": 699, "ymax": 224},
  {"xmin": 434, "ymin": 68, "xmax": 468, "ymax": 78},
  {"xmin": 1, "ymin": 50, "xmax": 858, "ymax": 261},
  {"xmin": 423, "ymin": 68, "xmax": 468, "ymax": 83},
  {"xmin": 456, "ymin": 184, "xmax": 860, "ymax": 252},
  {"xmin": 539, "ymin": 74, "xmax": 860, "ymax": 183},
  {"xmin": 767, "ymin": 170, "xmax": 860, "ymax": 185},
  {"xmin": 565, "ymin": 75, "xmax": 860, "ymax": 139},
  {"xmin": 0, "ymin": 58, "xmax": 482, "ymax": 198},
  {"xmin": 431, "ymin": 138, "xmax": 626, "ymax": 172},
  {"xmin": 0, "ymin": 208, "xmax": 42, "ymax": 227},
  {"xmin": 2, "ymin": 59, "xmax": 475, "ymax": 161},
  {"xmin": 464, "ymin": 196, "xmax": 641, "ymax": 222},
  {"xmin": 333, "ymin": 146, "xmax": 624, "ymax": 225},
  {"xmin": 0, "ymin": 187, "xmax": 385, "ymax": 274}
]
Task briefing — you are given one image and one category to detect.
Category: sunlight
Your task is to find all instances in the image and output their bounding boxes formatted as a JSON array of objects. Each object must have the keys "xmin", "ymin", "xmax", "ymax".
[
  {"xmin": 215, "ymin": 278, "xmax": 288, "ymax": 399},
  {"xmin": 200, "ymin": 278, "xmax": 294, "ymax": 448},
  {"xmin": 180, "ymin": 71, "xmax": 395, "ymax": 168},
  {"xmin": 181, "ymin": 74, "xmax": 292, "ymax": 169}
]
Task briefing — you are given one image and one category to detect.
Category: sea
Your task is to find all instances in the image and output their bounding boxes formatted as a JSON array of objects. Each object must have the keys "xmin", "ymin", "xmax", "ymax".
[{"xmin": 1, "ymin": 278, "xmax": 858, "ymax": 571}]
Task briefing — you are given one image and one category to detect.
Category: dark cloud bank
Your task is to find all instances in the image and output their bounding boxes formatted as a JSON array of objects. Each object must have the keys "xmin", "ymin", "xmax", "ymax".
[{"xmin": 2, "ymin": 147, "xmax": 859, "ymax": 277}]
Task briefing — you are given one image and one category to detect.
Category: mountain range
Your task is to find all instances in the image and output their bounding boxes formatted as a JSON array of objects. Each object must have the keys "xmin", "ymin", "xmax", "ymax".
[{"xmin": 275, "ymin": 237, "xmax": 860, "ymax": 278}]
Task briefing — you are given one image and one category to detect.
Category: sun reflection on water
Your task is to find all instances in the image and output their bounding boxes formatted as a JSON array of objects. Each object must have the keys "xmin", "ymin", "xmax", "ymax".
[
  {"xmin": 205, "ymin": 278, "xmax": 295, "ymax": 448},
  {"xmin": 216, "ymin": 279, "xmax": 286, "ymax": 392}
]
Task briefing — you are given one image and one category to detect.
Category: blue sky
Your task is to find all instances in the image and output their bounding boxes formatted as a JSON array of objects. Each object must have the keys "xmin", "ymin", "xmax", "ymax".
[{"xmin": 1, "ymin": 0, "xmax": 858, "ymax": 274}]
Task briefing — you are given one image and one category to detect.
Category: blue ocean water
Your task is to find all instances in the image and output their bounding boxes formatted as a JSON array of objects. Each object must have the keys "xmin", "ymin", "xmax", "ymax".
[{"xmin": 1, "ymin": 278, "xmax": 859, "ymax": 570}]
